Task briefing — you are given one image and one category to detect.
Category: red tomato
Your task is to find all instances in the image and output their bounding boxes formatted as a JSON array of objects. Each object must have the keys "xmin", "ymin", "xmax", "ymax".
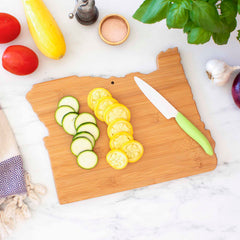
[
  {"xmin": 2, "ymin": 45, "xmax": 39, "ymax": 75},
  {"xmin": 0, "ymin": 13, "xmax": 21, "ymax": 43}
]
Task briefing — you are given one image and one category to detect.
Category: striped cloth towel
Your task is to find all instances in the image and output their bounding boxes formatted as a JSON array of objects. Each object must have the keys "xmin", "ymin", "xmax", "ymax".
[
  {"xmin": 0, "ymin": 106, "xmax": 26, "ymax": 198},
  {"xmin": 0, "ymin": 105, "xmax": 46, "ymax": 239}
]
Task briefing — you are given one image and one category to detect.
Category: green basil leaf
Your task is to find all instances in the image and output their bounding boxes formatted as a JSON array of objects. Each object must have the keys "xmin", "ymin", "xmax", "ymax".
[
  {"xmin": 167, "ymin": 3, "xmax": 189, "ymax": 28},
  {"xmin": 212, "ymin": 32, "xmax": 230, "ymax": 45},
  {"xmin": 221, "ymin": 18, "xmax": 237, "ymax": 32},
  {"xmin": 208, "ymin": 0, "xmax": 218, "ymax": 4},
  {"xmin": 237, "ymin": 30, "xmax": 240, "ymax": 41},
  {"xmin": 190, "ymin": 1, "xmax": 227, "ymax": 33},
  {"xmin": 220, "ymin": 0, "xmax": 237, "ymax": 33},
  {"xmin": 173, "ymin": 0, "xmax": 192, "ymax": 10},
  {"xmin": 133, "ymin": 0, "xmax": 170, "ymax": 24},
  {"xmin": 238, "ymin": 0, "xmax": 240, "ymax": 14},
  {"xmin": 183, "ymin": 20, "xmax": 194, "ymax": 33},
  {"xmin": 187, "ymin": 27, "xmax": 211, "ymax": 44},
  {"xmin": 220, "ymin": 0, "xmax": 237, "ymax": 24}
]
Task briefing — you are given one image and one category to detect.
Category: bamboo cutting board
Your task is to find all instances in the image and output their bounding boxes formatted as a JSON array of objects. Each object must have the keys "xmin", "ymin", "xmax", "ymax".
[{"xmin": 27, "ymin": 48, "xmax": 217, "ymax": 204}]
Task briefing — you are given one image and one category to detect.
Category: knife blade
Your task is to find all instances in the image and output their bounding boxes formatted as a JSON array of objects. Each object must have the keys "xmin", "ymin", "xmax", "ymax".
[{"xmin": 134, "ymin": 76, "xmax": 213, "ymax": 156}]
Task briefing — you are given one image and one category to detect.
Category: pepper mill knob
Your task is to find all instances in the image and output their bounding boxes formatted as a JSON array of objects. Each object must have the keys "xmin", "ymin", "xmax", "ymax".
[{"xmin": 69, "ymin": 0, "xmax": 99, "ymax": 25}]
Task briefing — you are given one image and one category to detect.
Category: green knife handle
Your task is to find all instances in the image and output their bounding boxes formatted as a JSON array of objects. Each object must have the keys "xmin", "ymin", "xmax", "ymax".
[{"xmin": 175, "ymin": 112, "xmax": 213, "ymax": 156}]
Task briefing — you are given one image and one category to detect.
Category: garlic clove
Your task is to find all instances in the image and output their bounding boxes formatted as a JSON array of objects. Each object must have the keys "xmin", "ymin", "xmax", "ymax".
[{"xmin": 206, "ymin": 59, "xmax": 234, "ymax": 86}]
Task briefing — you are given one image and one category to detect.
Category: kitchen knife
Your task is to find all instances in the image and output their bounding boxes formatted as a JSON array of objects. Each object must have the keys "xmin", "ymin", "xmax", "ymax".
[{"xmin": 134, "ymin": 76, "xmax": 213, "ymax": 156}]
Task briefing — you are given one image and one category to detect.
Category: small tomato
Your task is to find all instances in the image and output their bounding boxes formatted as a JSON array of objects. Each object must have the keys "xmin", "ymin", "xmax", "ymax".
[
  {"xmin": 0, "ymin": 13, "xmax": 21, "ymax": 43},
  {"xmin": 2, "ymin": 45, "xmax": 39, "ymax": 75}
]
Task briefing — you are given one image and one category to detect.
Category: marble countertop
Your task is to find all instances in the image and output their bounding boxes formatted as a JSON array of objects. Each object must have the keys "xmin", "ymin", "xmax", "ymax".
[{"xmin": 1, "ymin": 0, "xmax": 240, "ymax": 239}]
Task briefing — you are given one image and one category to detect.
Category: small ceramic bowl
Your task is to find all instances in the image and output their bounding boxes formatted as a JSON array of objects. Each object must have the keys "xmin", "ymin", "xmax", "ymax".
[{"xmin": 98, "ymin": 14, "xmax": 130, "ymax": 45}]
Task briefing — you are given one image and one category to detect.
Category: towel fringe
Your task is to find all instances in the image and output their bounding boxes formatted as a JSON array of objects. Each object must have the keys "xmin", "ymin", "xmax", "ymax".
[{"xmin": 0, "ymin": 172, "xmax": 46, "ymax": 239}]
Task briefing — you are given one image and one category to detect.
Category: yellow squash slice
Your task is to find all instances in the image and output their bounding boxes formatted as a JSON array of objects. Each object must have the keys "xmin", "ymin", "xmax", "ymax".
[
  {"xmin": 121, "ymin": 140, "xmax": 144, "ymax": 163},
  {"xmin": 94, "ymin": 96, "xmax": 118, "ymax": 121},
  {"xmin": 106, "ymin": 149, "xmax": 128, "ymax": 170},
  {"xmin": 104, "ymin": 103, "xmax": 131, "ymax": 125},
  {"xmin": 109, "ymin": 132, "xmax": 133, "ymax": 150},
  {"xmin": 107, "ymin": 119, "xmax": 133, "ymax": 138},
  {"xmin": 87, "ymin": 88, "xmax": 111, "ymax": 110}
]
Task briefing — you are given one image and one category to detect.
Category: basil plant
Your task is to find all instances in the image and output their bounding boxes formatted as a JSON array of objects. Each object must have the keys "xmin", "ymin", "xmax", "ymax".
[{"xmin": 133, "ymin": 0, "xmax": 240, "ymax": 45}]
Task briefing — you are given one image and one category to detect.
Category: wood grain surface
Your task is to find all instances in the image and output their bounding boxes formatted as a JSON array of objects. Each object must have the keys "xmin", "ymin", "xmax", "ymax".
[{"xmin": 27, "ymin": 48, "xmax": 217, "ymax": 204}]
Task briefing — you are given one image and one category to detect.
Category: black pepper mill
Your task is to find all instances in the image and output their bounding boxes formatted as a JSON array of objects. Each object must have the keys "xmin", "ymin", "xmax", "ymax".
[{"xmin": 69, "ymin": 0, "xmax": 99, "ymax": 25}]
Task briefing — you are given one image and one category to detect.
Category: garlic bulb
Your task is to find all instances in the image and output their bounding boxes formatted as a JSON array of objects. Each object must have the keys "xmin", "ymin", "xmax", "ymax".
[{"xmin": 206, "ymin": 59, "xmax": 240, "ymax": 86}]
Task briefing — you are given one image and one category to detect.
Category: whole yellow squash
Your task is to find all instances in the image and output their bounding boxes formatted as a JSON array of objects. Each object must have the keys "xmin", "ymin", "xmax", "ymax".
[{"xmin": 22, "ymin": 0, "xmax": 66, "ymax": 60}]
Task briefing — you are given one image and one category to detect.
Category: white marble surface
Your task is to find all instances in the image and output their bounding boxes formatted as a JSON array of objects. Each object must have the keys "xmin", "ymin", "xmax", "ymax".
[{"xmin": 1, "ymin": 0, "xmax": 240, "ymax": 239}]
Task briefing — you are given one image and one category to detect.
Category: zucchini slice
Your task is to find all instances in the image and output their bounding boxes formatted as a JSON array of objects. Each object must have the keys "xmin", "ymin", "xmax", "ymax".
[
  {"xmin": 77, "ymin": 123, "xmax": 100, "ymax": 140},
  {"xmin": 77, "ymin": 150, "xmax": 98, "ymax": 169},
  {"xmin": 58, "ymin": 96, "xmax": 79, "ymax": 112},
  {"xmin": 55, "ymin": 105, "xmax": 75, "ymax": 126},
  {"xmin": 74, "ymin": 113, "xmax": 96, "ymax": 130},
  {"xmin": 73, "ymin": 131, "xmax": 95, "ymax": 147},
  {"xmin": 70, "ymin": 137, "xmax": 93, "ymax": 156},
  {"xmin": 62, "ymin": 112, "xmax": 78, "ymax": 135}
]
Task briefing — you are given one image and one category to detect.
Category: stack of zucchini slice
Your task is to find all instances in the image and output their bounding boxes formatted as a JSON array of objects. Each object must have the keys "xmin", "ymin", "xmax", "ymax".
[
  {"xmin": 88, "ymin": 88, "xmax": 144, "ymax": 170},
  {"xmin": 55, "ymin": 96, "xmax": 99, "ymax": 169}
]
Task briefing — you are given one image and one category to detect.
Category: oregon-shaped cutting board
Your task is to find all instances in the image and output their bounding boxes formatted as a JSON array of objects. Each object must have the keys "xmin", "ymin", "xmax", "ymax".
[{"xmin": 27, "ymin": 48, "xmax": 217, "ymax": 204}]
